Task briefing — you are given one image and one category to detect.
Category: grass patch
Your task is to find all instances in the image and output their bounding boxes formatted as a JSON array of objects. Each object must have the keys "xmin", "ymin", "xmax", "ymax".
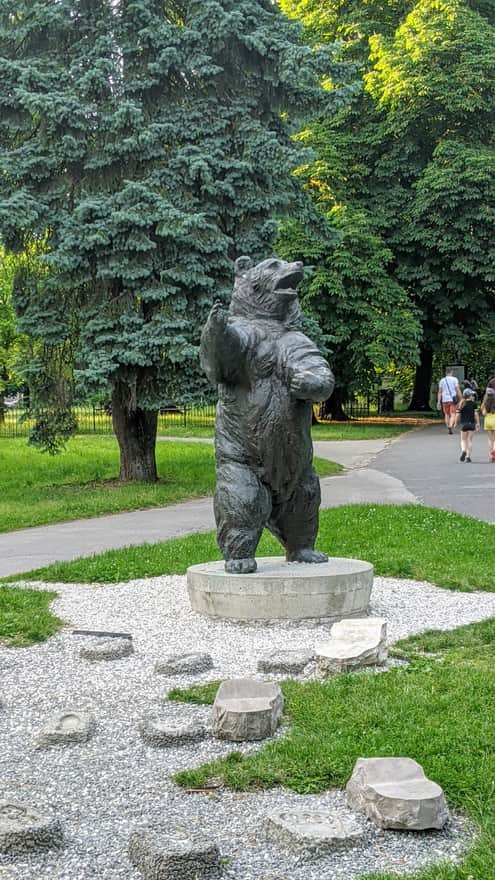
[
  {"xmin": 0, "ymin": 437, "xmax": 339, "ymax": 533},
  {"xmin": 11, "ymin": 504, "xmax": 494, "ymax": 591},
  {"xmin": 157, "ymin": 423, "xmax": 414, "ymax": 440},
  {"xmin": 312, "ymin": 423, "xmax": 413, "ymax": 440},
  {"xmin": 170, "ymin": 620, "xmax": 495, "ymax": 879},
  {"xmin": 0, "ymin": 585, "xmax": 62, "ymax": 646},
  {"xmin": 168, "ymin": 682, "xmax": 222, "ymax": 705},
  {"xmin": 0, "ymin": 437, "xmax": 215, "ymax": 532}
]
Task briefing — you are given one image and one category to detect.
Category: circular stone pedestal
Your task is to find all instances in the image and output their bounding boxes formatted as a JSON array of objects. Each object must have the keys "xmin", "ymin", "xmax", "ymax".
[{"xmin": 187, "ymin": 556, "xmax": 373, "ymax": 622}]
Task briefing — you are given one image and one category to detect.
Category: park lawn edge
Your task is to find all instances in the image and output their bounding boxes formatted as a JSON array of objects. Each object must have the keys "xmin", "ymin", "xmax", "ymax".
[{"xmin": 4, "ymin": 503, "xmax": 494, "ymax": 593}]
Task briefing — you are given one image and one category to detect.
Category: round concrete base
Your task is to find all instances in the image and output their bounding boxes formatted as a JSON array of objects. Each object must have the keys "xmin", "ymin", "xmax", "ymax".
[{"xmin": 186, "ymin": 556, "xmax": 373, "ymax": 623}]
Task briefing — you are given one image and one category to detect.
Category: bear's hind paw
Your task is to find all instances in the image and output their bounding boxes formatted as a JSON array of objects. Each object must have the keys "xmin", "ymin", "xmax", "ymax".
[
  {"xmin": 225, "ymin": 557, "xmax": 257, "ymax": 574},
  {"xmin": 287, "ymin": 548, "xmax": 328, "ymax": 564}
]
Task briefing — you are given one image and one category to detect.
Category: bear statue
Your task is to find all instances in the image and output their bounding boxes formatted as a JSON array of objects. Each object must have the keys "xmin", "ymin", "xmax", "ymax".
[{"xmin": 200, "ymin": 255, "xmax": 335, "ymax": 574}]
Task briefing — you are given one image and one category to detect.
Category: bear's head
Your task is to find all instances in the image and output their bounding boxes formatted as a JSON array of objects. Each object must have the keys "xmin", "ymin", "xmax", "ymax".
[{"xmin": 229, "ymin": 256, "xmax": 304, "ymax": 324}]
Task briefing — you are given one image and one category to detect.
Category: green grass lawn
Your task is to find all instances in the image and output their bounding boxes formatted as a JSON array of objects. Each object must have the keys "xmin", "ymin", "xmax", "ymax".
[
  {"xmin": 0, "ymin": 585, "xmax": 62, "ymax": 646},
  {"xmin": 157, "ymin": 422, "xmax": 415, "ymax": 440},
  {"xmin": 12, "ymin": 504, "xmax": 494, "ymax": 590},
  {"xmin": 311, "ymin": 422, "xmax": 414, "ymax": 440},
  {"xmin": 170, "ymin": 619, "xmax": 495, "ymax": 880},
  {"xmin": 0, "ymin": 436, "xmax": 339, "ymax": 533}
]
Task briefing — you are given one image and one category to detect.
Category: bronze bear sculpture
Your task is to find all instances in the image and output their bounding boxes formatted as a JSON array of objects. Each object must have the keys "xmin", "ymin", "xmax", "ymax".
[{"xmin": 200, "ymin": 256, "xmax": 335, "ymax": 573}]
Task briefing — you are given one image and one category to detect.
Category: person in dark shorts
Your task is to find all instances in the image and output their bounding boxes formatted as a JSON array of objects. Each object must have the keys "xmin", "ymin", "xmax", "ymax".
[{"xmin": 456, "ymin": 388, "xmax": 480, "ymax": 462}]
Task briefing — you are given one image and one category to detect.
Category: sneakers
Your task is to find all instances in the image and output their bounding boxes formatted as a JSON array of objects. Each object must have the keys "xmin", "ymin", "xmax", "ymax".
[
  {"xmin": 466, "ymin": 457, "xmax": 472, "ymax": 463},
  {"xmin": 460, "ymin": 451, "xmax": 466, "ymax": 462},
  {"xmin": 448, "ymin": 427, "xmax": 453, "ymax": 434},
  {"xmin": 491, "ymin": 451, "xmax": 495, "ymax": 462}
]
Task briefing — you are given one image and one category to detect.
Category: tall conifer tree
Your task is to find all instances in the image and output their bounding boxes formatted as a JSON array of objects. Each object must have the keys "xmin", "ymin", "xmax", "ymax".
[{"xmin": 0, "ymin": 0, "xmax": 349, "ymax": 478}]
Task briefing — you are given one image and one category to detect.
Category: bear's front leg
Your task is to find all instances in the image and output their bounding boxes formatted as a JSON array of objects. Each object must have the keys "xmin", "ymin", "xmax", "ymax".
[{"xmin": 214, "ymin": 460, "xmax": 271, "ymax": 574}]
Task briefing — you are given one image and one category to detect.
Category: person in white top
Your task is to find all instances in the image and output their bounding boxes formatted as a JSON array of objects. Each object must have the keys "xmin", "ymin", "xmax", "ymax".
[{"xmin": 437, "ymin": 368, "xmax": 460, "ymax": 434}]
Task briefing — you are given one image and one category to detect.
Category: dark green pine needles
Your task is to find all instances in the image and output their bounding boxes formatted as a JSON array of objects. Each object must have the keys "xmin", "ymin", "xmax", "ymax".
[{"xmin": 0, "ymin": 0, "xmax": 352, "ymax": 478}]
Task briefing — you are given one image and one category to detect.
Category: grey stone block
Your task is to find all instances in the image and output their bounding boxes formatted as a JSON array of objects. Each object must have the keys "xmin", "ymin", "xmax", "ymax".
[
  {"xmin": 128, "ymin": 826, "xmax": 222, "ymax": 879},
  {"xmin": 257, "ymin": 650, "xmax": 313, "ymax": 674},
  {"xmin": 80, "ymin": 637, "xmax": 133, "ymax": 661},
  {"xmin": 154, "ymin": 652, "xmax": 214, "ymax": 675},
  {"xmin": 0, "ymin": 801, "xmax": 63, "ymax": 855},
  {"xmin": 212, "ymin": 679, "xmax": 283, "ymax": 741},
  {"xmin": 139, "ymin": 717, "xmax": 206, "ymax": 748},
  {"xmin": 37, "ymin": 709, "xmax": 93, "ymax": 747},
  {"xmin": 346, "ymin": 757, "xmax": 449, "ymax": 830},
  {"xmin": 266, "ymin": 808, "xmax": 364, "ymax": 854},
  {"xmin": 316, "ymin": 618, "xmax": 387, "ymax": 675},
  {"xmin": 187, "ymin": 557, "xmax": 373, "ymax": 622}
]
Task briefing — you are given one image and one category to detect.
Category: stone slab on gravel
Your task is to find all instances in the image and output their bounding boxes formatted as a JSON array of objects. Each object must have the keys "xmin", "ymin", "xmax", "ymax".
[
  {"xmin": 139, "ymin": 717, "xmax": 207, "ymax": 748},
  {"xmin": 37, "ymin": 709, "xmax": 93, "ymax": 747},
  {"xmin": 79, "ymin": 637, "xmax": 133, "ymax": 661},
  {"xmin": 316, "ymin": 618, "xmax": 387, "ymax": 675},
  {"xmin": 266, "ymin": 808, "xmax": 364, "ymax": 854},
  {"xmin": 212, "ymin": 679, "xmax": 284, "ymax": 741},
  {"xmin": 257, "ymin": 650, "xmax": 313, "ymax": 674},
  {"xmin": 346, "ymin": 757, "xmax": 449, "ymax": 830},
  {"xmin": 155, "ymin": 652, "xmax": 214, "ymax": 675},
  {"xmin": 128, "ymin": 826, "xmax": 222, "ymax": 879},
  {"xmin": 0, "ymin": 801, "xmax": 63, "ymax": 855}
]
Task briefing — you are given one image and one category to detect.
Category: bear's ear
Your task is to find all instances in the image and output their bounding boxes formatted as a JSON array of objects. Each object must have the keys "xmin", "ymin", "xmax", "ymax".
[{"xmin": 234, "ymin": 256, "xmax": 253, "ymax": 277}]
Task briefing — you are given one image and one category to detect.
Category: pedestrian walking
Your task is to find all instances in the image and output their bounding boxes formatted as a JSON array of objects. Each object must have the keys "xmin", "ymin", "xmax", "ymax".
[
  {"xmin": 481, "ymin": 388, "xmax": 495, "ymax": 462},
  {"xmin": 456, "ymin": 388, "xmax": 480, "ymax": 462},
  {"xmin": 437, "ymin": 368, "xmax": 460, "ymax": 434}
]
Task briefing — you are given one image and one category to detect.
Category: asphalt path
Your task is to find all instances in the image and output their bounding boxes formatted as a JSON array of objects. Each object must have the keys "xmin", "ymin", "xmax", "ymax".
[{"xmin": 373, "ymin": 422, "xmax": 495, "ymax": 524}]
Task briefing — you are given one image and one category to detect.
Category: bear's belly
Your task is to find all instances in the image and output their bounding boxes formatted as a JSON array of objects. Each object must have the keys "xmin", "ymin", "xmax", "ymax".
[{"xmin": 215, "ymin": 380, "xmax": 313, "ymax": 492}]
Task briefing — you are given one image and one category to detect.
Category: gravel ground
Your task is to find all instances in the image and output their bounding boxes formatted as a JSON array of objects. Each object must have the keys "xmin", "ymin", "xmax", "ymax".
[{"xmin": 1, "ymin": 573, "xmax": 493, "ymax": 880}]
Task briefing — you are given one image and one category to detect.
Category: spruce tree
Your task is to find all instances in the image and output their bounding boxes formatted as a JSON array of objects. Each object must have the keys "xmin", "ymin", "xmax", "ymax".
[{"xmin": 0, "ymin": 0, "xmax": 349, "ymax": 479}]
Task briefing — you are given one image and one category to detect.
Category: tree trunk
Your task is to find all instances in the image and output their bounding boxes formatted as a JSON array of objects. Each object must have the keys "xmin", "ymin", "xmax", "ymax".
[
  {"xmin": 320, "ymin": 387, "xmax": 349, "ymax": 422},
  {"xmin": 111, "ymin": 383, "xmax": 158, "ymax": 482},
  {"xmin": 408, "ymin": 343, "xmax": 434, "ymax": 411}
]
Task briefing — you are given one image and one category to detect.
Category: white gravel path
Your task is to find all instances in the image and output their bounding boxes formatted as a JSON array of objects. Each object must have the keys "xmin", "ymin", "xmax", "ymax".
[{"xmin": 1, "ymin": 574, "xmax": 493, "ymax": 879}]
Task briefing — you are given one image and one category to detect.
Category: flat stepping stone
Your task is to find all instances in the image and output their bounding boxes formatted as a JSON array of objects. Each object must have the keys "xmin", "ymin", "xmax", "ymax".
[
  {"xmin": 129, "ymin": 826, "xmax": 222, "ymax": 879},
  {"xmin": 0, "ymin": 801, "xmax": 63, "ymax": 855},
  {"xmin": 257, "ymin": 650, "xmax": 313, "ymax": 674},
  {"xmin": 266, "ymin": 808, "xmax": 364, "ymax": 854},
  {"xmin": 155, "ymin": 652, "xmax": 213, "ymax": 675},
  {"xmin": 37, "ymin": 710, "xmax": 93, "ymax": 747},
  {"xmin": 316, "ymin": 618, "xmax": 387, "ymax": 675},
  {"xmin": 139, "ymin": 717, "xmax": 206, "ymax": 748},
  {"xmin": 346, "ymin": 757, "xmax": 449, "ymax": 830},
  {"xmin": 80, "ymin": 637, "xmax": 133, "ymax": 661},
  {"xmin": 212, "ymin": 679, "xmax": 283, "ymax": 741}
]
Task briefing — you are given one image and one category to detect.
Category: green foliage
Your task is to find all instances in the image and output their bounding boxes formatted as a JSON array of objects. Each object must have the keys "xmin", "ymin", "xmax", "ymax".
[
  {"xmin": 0, "ymin": 0, "xmax": 353, "ymax": 464},
  {"xmin": 282, "ymin": 0, "xmax": 495, "ymax": 406},
  {"xmin": 0, "ymin": 247, "xmax": 29, "ymax": 399}
]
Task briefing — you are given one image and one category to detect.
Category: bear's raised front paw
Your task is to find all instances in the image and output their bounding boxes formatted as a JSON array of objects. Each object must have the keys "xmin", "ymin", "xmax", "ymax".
[
  {"xmin": 225, "ymin": 557, "xmax": 257, "ymax": 574},
  {"xmin": 287, "ymin": 548, "xmax": 328, "ymax": 564}
]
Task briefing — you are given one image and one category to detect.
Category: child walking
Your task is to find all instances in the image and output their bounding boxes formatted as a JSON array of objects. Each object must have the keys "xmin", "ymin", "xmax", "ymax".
[
  {"xmin": 481, "ymin": 388, "xmax": 495, "ymax": 462},
  {"xmin": 456, "ymin": 388, "xmax": 480, "ymax": 462}
]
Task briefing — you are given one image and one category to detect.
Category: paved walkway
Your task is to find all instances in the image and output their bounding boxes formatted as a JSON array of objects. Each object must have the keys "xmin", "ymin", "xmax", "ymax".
[
  {"xmin": 0, "ymin": 437, "xmax": 415, "ymax": 577},
  {"xmin": 373, "ymin": 423, "xmax": 495, "ymax": 524}
]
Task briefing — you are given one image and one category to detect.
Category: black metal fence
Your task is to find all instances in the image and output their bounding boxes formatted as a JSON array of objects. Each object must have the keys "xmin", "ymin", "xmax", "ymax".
[{"xmin": 0, "ymin": 402, "xmax": 217, "ymax": 439}]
